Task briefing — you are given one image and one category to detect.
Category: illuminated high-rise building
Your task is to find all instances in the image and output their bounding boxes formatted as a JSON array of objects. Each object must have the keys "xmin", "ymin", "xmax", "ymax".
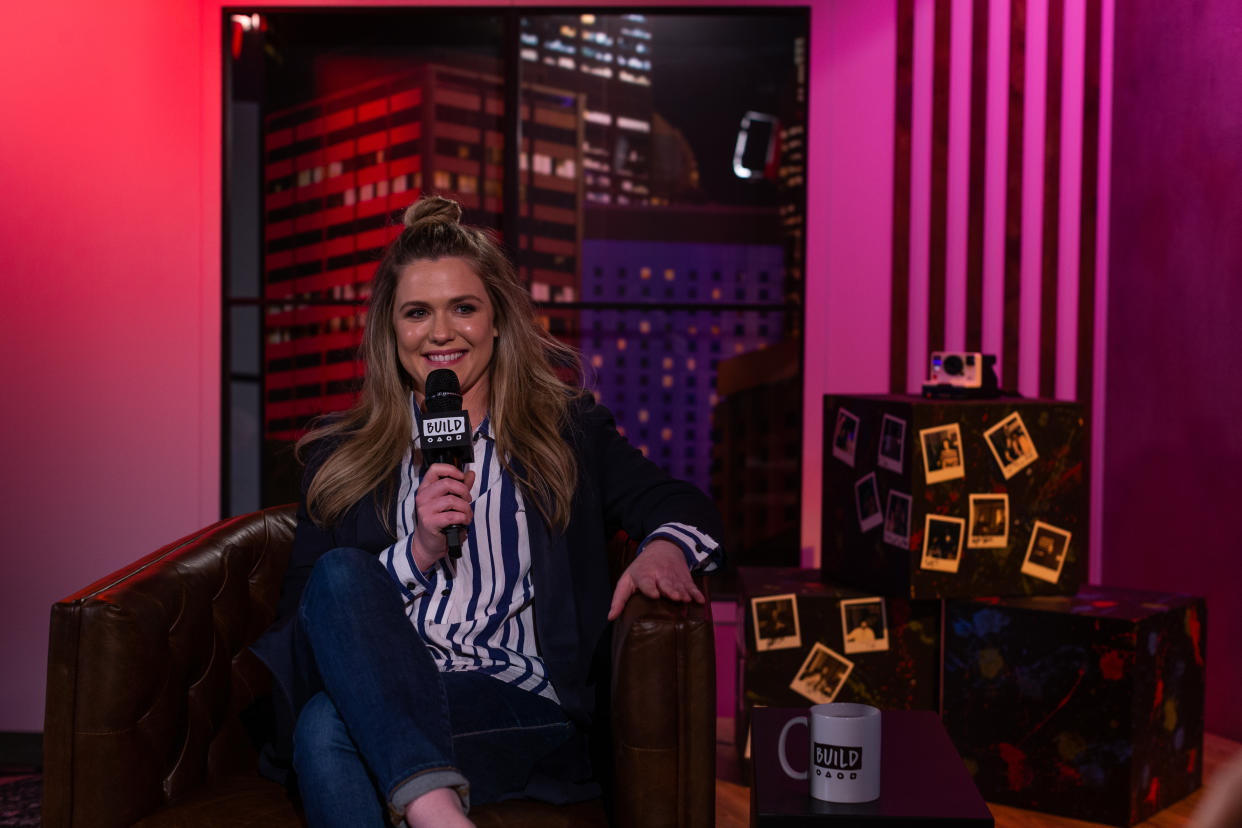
[
  {"xmin": 519, "ymin": 13, "xmax": 654, "ymax": 206},
  {"xmin": 261, "ymin": 63, "xmax": 583, "ymax": 441},
  {"xmin": 579, "ymin": 204, "xmax": 786, "ymax": 494}
]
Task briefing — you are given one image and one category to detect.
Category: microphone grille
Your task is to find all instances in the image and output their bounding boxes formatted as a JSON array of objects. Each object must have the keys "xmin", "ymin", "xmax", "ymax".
[{"xmin": 425, "ymin": 369, "xmax": 462, "ymax": 413}]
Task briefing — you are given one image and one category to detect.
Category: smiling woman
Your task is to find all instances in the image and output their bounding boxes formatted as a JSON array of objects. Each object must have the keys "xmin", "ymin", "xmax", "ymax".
[{"xmin": 248, "ymin": 195, "xmax": 724, "ymax": 827}]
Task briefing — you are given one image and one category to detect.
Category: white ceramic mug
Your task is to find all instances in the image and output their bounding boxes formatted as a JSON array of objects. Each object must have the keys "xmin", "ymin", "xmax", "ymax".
[{"xmin": 776, "ymin": 703, "xmax": 882, "ymax": 803}]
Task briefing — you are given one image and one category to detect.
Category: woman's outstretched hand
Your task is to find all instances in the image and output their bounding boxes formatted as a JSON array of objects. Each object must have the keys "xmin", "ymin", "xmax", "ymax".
[
  {"xmin": 412, "ymin": 463, "xmax": 476, "ymax": 572},
  {"xmin": 607, "ymin": 539, "xmax": 705, "ymax": 621}
]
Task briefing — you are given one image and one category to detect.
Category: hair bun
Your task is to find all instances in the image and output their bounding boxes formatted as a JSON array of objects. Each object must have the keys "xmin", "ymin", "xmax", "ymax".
[{"xmin": 403, "ymin": 195, "xmax": 462, "ymax": 229}]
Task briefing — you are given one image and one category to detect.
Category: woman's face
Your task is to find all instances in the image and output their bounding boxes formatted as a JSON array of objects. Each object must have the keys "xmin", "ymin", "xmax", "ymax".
[{"xmin": 392, "ymin": 256, "xmax": 497, "ymax": 417}]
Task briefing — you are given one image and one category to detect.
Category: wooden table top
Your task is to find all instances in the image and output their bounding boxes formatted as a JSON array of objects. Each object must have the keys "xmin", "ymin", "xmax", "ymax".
[{"xmin": 715, "ymin": 724, "xmax": 1240, "ymax": 828}]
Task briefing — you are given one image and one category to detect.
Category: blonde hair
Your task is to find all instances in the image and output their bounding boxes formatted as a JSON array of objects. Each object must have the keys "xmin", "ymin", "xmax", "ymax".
[{"xmin": 298, "ymin": 195, "xmax": 583, "ymax": 532}]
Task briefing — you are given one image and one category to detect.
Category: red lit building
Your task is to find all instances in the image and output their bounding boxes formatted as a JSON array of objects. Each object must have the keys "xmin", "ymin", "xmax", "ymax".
[{"xmin": 261, "ymin": 63, "xmax": 583, "ymax": 441}]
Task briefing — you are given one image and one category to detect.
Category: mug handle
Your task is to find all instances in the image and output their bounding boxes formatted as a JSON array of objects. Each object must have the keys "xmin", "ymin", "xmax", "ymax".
[{"xmin": 777, "ymin": 715, "xmax": 808, "ymax": 780}]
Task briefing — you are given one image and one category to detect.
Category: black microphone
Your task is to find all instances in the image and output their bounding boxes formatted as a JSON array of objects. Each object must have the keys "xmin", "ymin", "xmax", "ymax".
[{"xmin": 421, "ymin": 369, "xmax": 473, "ymax": 559}]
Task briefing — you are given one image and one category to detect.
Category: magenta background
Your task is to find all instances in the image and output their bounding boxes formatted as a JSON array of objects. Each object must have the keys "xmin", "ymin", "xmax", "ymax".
[
  {"xmin": 1103, "ymin": 0, "xmax": 1242, "ymax": 743},
  {"xmin": 0, "ymin": 0, "xmax": 1238, "ymax": 746}
]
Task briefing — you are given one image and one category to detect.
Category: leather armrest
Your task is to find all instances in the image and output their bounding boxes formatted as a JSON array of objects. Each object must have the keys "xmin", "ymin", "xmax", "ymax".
[
  {"xmin": 42, "ymin": 505, "xmax": 297, "ymax": 828},
  {"xmin": 609, "ymin": 579, "xmax": 715, "ymax": 828}
]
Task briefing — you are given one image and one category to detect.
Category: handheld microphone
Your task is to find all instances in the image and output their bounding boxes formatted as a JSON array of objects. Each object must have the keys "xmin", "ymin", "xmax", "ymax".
[{"xmin": 421, "ymin": 369, "xmax": 473, "ymax": 559}]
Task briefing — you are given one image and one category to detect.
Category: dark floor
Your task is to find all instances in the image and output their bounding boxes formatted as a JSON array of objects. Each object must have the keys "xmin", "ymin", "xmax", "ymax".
[{"xmin": 0, "ymin": 774, "xmax": 40, "ymax": 827}]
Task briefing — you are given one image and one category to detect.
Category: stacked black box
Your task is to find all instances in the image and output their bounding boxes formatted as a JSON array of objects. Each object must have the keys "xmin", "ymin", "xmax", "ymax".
[
  {"xmin": 943, "ymin": 588, "xmax": 1206, "ymax": 825},
  {"xmin": 734, "ymin": 567, "xmax": 940, "ymax": 778},
  {"xmin": 822, "ymin": 394, "xmax": 1088, "ymax": 599},
  {"xmin": 812, "ymin": 393, "xmax": 1207, "ymax": 825}
]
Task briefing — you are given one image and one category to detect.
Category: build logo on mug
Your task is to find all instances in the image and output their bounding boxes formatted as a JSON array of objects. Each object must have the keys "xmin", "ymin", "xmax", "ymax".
[{"xmin": 813, "ymin": 741, "xmax": 864, "ymax": 780}]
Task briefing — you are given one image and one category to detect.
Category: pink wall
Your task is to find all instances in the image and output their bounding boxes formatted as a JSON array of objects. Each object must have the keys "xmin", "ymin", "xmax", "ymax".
[
  {"xmin": 0, "ymin": 0, "xmax": 220, "ymax": 732},
  {"xmin": 1105, "ymin": 0, "xmax": 1242, "ymax": 743}
]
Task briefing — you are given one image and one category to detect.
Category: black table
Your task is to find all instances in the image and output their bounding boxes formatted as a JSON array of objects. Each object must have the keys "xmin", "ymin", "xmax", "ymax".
[{"xmin": 750, "ymin": 708, "xmax": 994, "ymax": 826}]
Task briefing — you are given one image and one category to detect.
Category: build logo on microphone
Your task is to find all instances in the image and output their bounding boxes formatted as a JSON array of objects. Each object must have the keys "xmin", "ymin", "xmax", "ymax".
[
  {"xmin": 423, "ymin": 415, "xmax": 467, "ymax": 444},
  {"xmin": 813, "ymin": 743, "xmax": 862, "ymax": 780}
]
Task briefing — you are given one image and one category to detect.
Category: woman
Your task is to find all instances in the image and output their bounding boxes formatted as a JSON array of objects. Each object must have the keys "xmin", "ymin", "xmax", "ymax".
[{"xmin": 251, "ymin": 195, "xmax": 724, "ymax": 827}]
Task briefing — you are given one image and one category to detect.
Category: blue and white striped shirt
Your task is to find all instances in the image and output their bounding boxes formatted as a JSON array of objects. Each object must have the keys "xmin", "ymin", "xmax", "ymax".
[{"xmin": 378, "ymin": 403, "xmax": 719, "ymax": 703}]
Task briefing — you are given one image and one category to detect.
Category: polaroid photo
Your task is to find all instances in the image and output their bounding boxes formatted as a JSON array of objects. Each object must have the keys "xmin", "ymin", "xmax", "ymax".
[
  {"xmin": 790, "ymin": 642, "xmax": 854, "ymax": 704},
  {"xmin": 967, "ymin": 493, "xmax": 1010, "ymax": 549},
  {"xmin": 876, "ymin": 414, "xmax": 907, "ymax": 473},
  {"xmin": 751, "ymin": 593, "xmax": 802, "ymax": 652},
  {"xmin": 919, "ymin": 422, "xmax": 966, "ymax": 484},
  {"xmin": 854, "ymin": 472, "xmax": 883, "ymax": 533},
  {"xmin": 831, "ymin": 407, "xmax": 861, "ymax": 467},
  {"xmin": 840, "ymin": 597, "xmax": 890, "ymax": 654},
  {"xmin": 1021, "ymin": 520, "xmax": 1072, "ymax": 584},
  {"xmin": 920, "ymin": 513, "xmax": 966, "ymax": 573},
  {"xmin": 883, "ymin": 489, "xmax": 912, "ymax": 548},
  {"xmin": 984, "ymin": 411, "xmax": 1039, "ymax": 479}
]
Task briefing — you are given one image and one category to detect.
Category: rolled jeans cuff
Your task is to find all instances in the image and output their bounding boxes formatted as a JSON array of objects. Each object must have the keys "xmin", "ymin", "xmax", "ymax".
[{"xmin": 388, "ymin": 767, "xmax": 471, "ymax": 824}]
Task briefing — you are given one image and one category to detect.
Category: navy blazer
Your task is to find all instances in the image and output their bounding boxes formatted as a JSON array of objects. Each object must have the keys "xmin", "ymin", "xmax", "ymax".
[{"xmin": 251, "ymin": 396, "xmax": 724, "ymax": 775}]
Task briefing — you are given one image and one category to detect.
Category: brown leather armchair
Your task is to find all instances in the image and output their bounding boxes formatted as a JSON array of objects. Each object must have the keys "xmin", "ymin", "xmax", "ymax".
[{"xmin": 43, "ymin": 504, "xmax": 716, "ymax": 828}]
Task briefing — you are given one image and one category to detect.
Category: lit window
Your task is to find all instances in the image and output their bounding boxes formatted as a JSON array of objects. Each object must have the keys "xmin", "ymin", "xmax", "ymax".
[
  {"xmin": 638, "ymin": 409, "xmax": 649, "ymax": 423},
  {"xmin": 558, "ymin": 56, "xmax": 575, "ymax": 71},
  {"xmin": 591, "ymin": 354, "xmax": 603, "ymax": 368},
  {"xmin": 662, "ymin": 375, "xmax": 673, "ymax": 388},
  {"xmin": 458, "ymin": 175, "xmax": 477, "ymax": 194},
  {"xmin": 328, "ymin": 161, "xmax": 343, "ymax": 177},
  {"xmin": 433, "ymin": 171, "xmax": 452, "ymax": 190},
  {"xmin": 531, "ymin": 282, "xmax": 550, "ymax": 301},
  {"xmin": 662, "ymin": 357, "xmax": 673, "ymax": 370},
  {"xmin": 639, "ymin": 320, "xmax": 651, "ymax": 334},
  {"xmin": 376, "ymin": 180, "xmax": 389, "ymax": 197},
  {"xmin": 640, "ymin": 267, "xmax": 651, "ymax": 280},
  {"xmin": 344, "ymin": 188, "xmax": 356, "ymax": 206},
  {"xmin": 533, "ymin": 154, "xmax": 552, "ymax": 175},
  {"xmin": 617, "ymin": 338, "xmax": 627, "ymax": 351},
  {"xmin": 617, "ymin": 116, "xmax": 651, "ymax": 134},
  {"xmin": 661, "ymin": 428, "xmax": 672, "ymax": 441},
  {"xmin": 392, "ymin": 176, "xmax": 407, "ymax": 194}
]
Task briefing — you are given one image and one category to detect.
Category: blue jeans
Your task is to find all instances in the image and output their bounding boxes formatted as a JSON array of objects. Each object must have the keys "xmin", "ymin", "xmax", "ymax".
[{"xmin": 290, "ymin": 548, "xmax": 574, "ymax": 827}]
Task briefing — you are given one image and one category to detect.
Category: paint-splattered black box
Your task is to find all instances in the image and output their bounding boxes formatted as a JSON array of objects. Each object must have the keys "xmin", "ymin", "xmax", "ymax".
[
  {"xmin": 822, "ymin": 394, "xmax": 1087, "ymax": 599},
  {"xmin": 734, "ymin": 567, "xmax": 940, "ymax": 780},
  {"xmin": 943, "ymin": 588, "xmax": 1206, "ymax": 825}
]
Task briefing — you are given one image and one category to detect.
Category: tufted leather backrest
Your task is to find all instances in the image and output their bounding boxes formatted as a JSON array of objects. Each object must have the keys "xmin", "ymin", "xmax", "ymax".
[{"xmin": 43, "ymin": 505, "xmax": 297, "ymax": 828}]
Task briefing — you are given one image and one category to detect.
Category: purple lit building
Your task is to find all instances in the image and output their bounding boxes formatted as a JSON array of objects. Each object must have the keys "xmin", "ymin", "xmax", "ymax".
[{"xmin": 579, "ymin": 204, "xmax": 786, "ymax": 494}]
